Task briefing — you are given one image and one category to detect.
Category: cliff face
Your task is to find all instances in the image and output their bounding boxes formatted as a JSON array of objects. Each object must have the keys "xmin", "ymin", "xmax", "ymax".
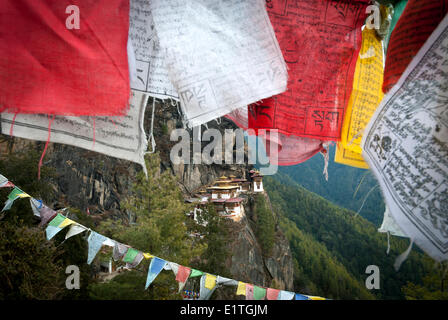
[{"xmin": 2, "ymin": 98, "xmax": 294, "ymax": 291}]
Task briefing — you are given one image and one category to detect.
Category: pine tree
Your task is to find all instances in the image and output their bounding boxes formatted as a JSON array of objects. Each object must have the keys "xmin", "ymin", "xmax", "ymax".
[{"xmin": 89, "ymin": 153, "xmax": 204, "ymax": 299}]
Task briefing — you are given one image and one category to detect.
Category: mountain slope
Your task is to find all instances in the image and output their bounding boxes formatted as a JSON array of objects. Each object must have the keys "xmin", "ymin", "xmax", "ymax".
[
  {"xmin": 277, "ymin": 145, "xmax": 385, "ymax": 226},
  {"xmin": 265, "ymin": 174, "xmax": 436, "ymax": 300}
]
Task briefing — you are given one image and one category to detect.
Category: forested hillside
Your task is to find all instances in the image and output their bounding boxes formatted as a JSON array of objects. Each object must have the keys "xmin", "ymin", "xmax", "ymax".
[
  {"xmin": 277, "ymin": 145, "xmax": 385, "ymax": 226},
  {"xmin": 265, "ymin": 174, "xmax": 442, "ymax": 300}
]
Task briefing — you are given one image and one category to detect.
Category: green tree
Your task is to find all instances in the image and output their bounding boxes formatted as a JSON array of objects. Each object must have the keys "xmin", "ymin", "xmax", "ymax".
[
  {"xmin": 253, "ymin": 193, "xmax": 275, "ymax": 257},
  {"xmin": 89, "ymin": 153, "xmax": 204, "ymax": 299},
  {"xmin": 194, "ymin": 203, "xmax": 231, "ymax": 278},
  {"xmin": 402, "ymin": 263, "xmax": 448, "ymax": 300}
]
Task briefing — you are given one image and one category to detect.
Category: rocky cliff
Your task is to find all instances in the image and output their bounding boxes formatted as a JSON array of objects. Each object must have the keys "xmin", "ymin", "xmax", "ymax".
[{"xmin": 0, "ymin": 97, "xmax": 294, "ymax": 292}]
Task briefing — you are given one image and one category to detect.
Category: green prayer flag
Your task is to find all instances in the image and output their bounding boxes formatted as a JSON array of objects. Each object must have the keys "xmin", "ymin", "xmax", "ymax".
[
  {"xmin": 253, "ymin": 286, "xmax": 266, "ymax": 300},
  {"xmin": 189, "ymin": 269, "xmax": 203, "ymax": 278},
  {"xmin": 48, "ymin": 213, "xmax": 66, "ymax": 227},
  {"xmin": 123, "ymin": 248, "xmax": 139, "ymax": 263},
  {"xmin": 8, "ymin": 187, "xmax": 24, "ymax": 200}
]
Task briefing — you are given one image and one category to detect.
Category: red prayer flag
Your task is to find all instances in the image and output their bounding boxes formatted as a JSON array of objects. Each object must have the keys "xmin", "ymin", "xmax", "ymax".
[
  {"xmin": 382, "ymin": 0, "xmax": 448, "ymax": 93},
  {"xmin": 175, "ymin": 265, "xmax": 191, "ymax": 283},
  {"xmin": 0, "ymin": 0, "xmax": 130, "ymax": 116},
  {"xmin": 248, "ymin": 0, "xmax": 369, "ymax": 141},
  {"xmin": 266, "ymin": 288, "xmax": 280, "ymax": 300}
]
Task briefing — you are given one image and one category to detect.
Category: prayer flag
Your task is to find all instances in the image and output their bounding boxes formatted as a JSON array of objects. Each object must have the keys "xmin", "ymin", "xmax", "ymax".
[
  {"xmin": 266, "ymin": 288, "xmax": 280, "ymax": 300},
  {"xmin": 253, "ymin": 286, "xmax": 266, "ymax": 300},
  {"xmin": 189, "ymin": 269, "xmax": 203, "ymax": 278},
  {"xmin": 87, "ymin": 231, "xmax": 108, "ymax": 264},
  {"xmin": 248, "ymin": 0, "xmax": 370, "ymax": 141},
  {"xmin": 145, "ymin": 257, "xmax": 167, "ymax": 289},
  {"xmin": 0, "ymin": 0, "xmax": 130, "ymax": 116},
  {"xmin": 149, "ymin": 0, "xmax": 287, "ymax": 128},
  {"xmin": 278, "ymin": 290, "xmax": 295, "ymax": 300},
  {"xmin": 204, "ymin": 274, "xmax": 217, "ymax": 290},
  {"xmin": 362, "ymin": 14, "xmax": 448, "ymax": 261},
  {"xmin": 336, "ymin": 27, "xmax": 385, "ymax": 169},
  {"xmin": 236, "ymin": 282, "xmax": 246, "ymax": 296}
]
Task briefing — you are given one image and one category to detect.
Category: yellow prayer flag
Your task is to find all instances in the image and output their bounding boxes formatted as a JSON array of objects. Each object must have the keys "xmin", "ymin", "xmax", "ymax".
[
  {"xmin": 338, "ymin": 27, "xmax": 384, "ymax": 168},
  {"xmin": 307, "ymin": 295, "xmax": 326, "ymax": 300},
  {"xmin": 143, "ymin": 253, "xmax": 154, "ymax": 259},
  {"xmin": 17, "ymin": 192, "xmax": 30, "ymax": 198},
  {"xmin": 236, "ymin": 282, "xmax": 246, "ymax": 296},
  {"xmin": 334, "ymin": 142, "xmax": 369, "ymax": 169},
  {"xmin": 58, "ymin": 217, "xmax": 75, "ymax": 228},
  {"xmin": 205, "ymin": 274, "xmax": 216, "ymax": 290}
]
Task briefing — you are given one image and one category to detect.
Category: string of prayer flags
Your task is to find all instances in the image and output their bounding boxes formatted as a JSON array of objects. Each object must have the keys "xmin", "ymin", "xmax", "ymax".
[
  {"xmin": 253, "ymin": 286, "xmax": 267, "ymax": 300},
  {"xmin": 362, "ymin": 14, "xmax": 448, "ymax": 261},
  {"xmin": 382, "ymin": 0, "xmax": 448, "ymax": 93},
  {"xmin": 2, "ymin": 187, "xmax": 30, "ymax": 211},
  {"xmin": 236, "ymin": 282, "xmax": 246, "ymax": 296},
  {"xmin": 145, "ymin": 257, "xmax": 167, "ymax": 289},
  {"xmin": 336, "ymin": 27, "xmax": 385, "ymax": 169},
  {"xmin": 295, "ymin": 293, "xmax": 311, "ymax": 300},
  {"xmin": 278, "ymin": 290, "xmax": 295, "ymax": 300},
  {"xmin": 87, "ymin": 231, "xmax": 108, "ymax": 265},
  {"xmin": 0, "ymin": 172, "xmax": 329, "ymax": 300},
  {"xmin": 45, "ymin": 214, "xmax": 70, "ymax": 240},
  {"xmin": 247, "ymin": 0, "xmax": 369, "ymax": 141},
  {"xmin": 149, "ymin": 0, "xmax": 288, "ymax": 128},
  {"xmin": 266, "ymin": 288, "xmax": 280, "ymax": 300}
]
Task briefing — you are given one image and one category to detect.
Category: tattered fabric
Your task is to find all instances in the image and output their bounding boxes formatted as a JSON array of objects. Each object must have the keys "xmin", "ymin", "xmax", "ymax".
[
  {"xmin": 145, "ymin": 257, "xmax": 167, "ymax": 289},
  {"xmin": 2, "ymin": 187, "xmax": 30, "ymax": 211},
  {"xmin": 87, "ymin": 231, "xmax": 108, "ymax": 264},
  {"xmin": 0, "ymin": 0, "xmax": 130, "ymax": 116},
  {"xmin": 247, "ymin": 0, "xmax": 369, "ymax": 141},
  {"xmin": 45, "ymin": 213, "xmax": 68, "ymax": 240},
  {"xmin": 149, "ymin": 0, "xmax": 287, "ymax": 128}
]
